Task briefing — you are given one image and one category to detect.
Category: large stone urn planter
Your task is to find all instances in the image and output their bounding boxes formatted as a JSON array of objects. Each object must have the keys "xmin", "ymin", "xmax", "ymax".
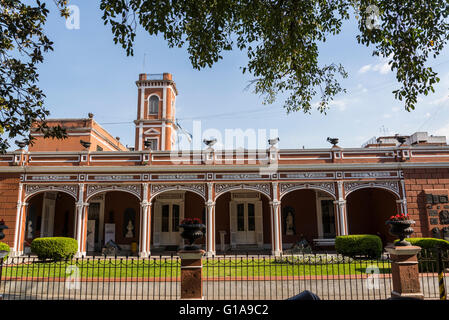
[
  {"xmin": 386, "ymin": 219, "xmax": 415, "ymax": 246},
  {"xmin": 179, "ymin": 219, "xmax": 206, "ymax": 250}
]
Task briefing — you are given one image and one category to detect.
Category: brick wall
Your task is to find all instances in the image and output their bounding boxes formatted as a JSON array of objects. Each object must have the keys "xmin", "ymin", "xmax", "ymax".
[
  {"xmin": 403, "ymin": 168, "xmax": 449, "ymax": 238},
  {"xmin": 0, "ymin": 174, "xmax": 20, "ymax": 247}
]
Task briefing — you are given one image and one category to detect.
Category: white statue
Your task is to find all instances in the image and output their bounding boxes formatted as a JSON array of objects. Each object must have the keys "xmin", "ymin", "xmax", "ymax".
[
  {"xmin": 27, "ymin": 220, "xmax": 33, "ymax": 238},
  {"xmin": 125, "ymin": 220, "xmax": 134, "ymax": 238},
  {"xmin": 286, "ymin": 211, "xmax": 294, "ymax": 235}
]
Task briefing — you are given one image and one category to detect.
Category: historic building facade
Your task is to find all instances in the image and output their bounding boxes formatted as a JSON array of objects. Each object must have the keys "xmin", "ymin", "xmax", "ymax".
[{"xmin": 1, "ymin": 73, "xmax": 449, "ymax": 258}]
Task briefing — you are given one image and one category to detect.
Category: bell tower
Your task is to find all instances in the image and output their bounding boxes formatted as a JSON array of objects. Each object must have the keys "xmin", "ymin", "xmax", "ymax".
[{"xmin": 134, "ymin": 73, "xmax": 178, "ymax": 151}]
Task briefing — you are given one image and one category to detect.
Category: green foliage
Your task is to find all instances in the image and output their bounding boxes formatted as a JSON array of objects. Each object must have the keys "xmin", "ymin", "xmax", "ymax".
[
  {"xmin": 397, "ymin": 237, "xmax": 449, "ymax": 250},
  {"xmin": 0, "ymin": 242, "xmax": 10, "ymax": 259},
  {"xmin": 402, "ymin": 238, "xmax": 449, "ymax": 273},
  {"xmin": 100, "ymin": 0, "xmax": 449, "ymax": 114},
  {"xmin": 31, "ymin": 237, "xmax": 77, "ymax": 261},
  {"xmin": 5, "ymin": 0, "xmax": 449, "ymax": 145},
  {"xmin": 0, "ymin": 0, "xmax": 68, "ymax": 153},
  {"xmin": 335, "ymin": 235, "xmax": 383, "ymax": 259}
]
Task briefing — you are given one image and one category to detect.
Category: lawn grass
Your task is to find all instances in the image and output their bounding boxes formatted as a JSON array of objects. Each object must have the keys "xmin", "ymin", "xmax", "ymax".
[{"xmin": 1, "ymin": 257, "xmax": 393, "ymax": 279}]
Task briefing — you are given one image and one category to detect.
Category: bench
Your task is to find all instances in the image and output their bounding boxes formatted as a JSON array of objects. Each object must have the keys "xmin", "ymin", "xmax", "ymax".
[{"xmin": 313, "ymin": 238, "xmax": 336, "ymax": 247}]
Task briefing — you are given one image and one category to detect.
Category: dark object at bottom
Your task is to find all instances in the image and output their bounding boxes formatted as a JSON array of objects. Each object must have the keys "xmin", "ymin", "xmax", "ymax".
[
  {"xmin": 387, "ymin": 296, "xmax": 422, "ymax": 300},
  {"xmin": 286, "ymin": 290, "xmax": 320, "ymax": 300}
]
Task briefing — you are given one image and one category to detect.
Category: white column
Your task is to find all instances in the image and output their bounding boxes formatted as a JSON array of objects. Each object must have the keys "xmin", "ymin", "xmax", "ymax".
[
  {"xmin": 139, "ymin": 201, "xmax": 151, "ymax": 257},
  {"xmin": 270, "ymin": 200, "xmax": 282, "ymax": 257},
  {"xmin": 205, "ymin": 200, "xmax": 216, "ymax": 257},
  {"xmin": 399, "ymin": 179, "xmax": 408, "ymax": 215},
  {"xmin": 335, "ymin": 181, "xmax": 348, "ymax": 236},
  {"xmin": 12, "ymin": 184, "xmax": 24, "ymax": 257},
  {"xmin": 75, "ymin": 184, "xmax": 86, "ymax": 258},
  {"xmin": 334, "ymin": 200, "xmax": 348, "ymax": 236},
  {"xmin": 396, "ymin": 199, "xmax": 407, "ymax": 215},
  {"xmin": 205, "ymin": 182, "xmax": 216, "ymax": 257}
]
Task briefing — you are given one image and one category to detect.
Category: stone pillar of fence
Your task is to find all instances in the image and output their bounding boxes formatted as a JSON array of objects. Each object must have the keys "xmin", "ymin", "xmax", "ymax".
[
  {"xmin": 178, "ymin": 249, "xmax": 205, "ymax": 300},
  {"xmin": 386, "ymin": 245, "xmax": 424, "ymax": 300}
]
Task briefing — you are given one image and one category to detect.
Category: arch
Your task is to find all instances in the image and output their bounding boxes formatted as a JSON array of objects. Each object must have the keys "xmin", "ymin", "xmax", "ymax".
[
  {"xmin": 346, "ymin": 187, "xmax": 399, "ymax": 245},
  {"xmin": 150, "ymin": 184, "xmax": 206, "ymax": 201},
  {"xmin": 279, "ymin": 183, "xmax": 336, "ymax": 200},
  {"xmin": 24, "ymin": 184, "xmax": 78, "ymax": 202},
  {"xmin": 24, "ymin": 190, "xmax": 77, "ymax": 245},
  {"xmin": 148, "ymin": 94, "xmax": 160, "ymax": 115},
  {"xmin": 86, "ymin": 185, "xmax": 142, "ymax": 202},
  {"xmin": 215, "ymin": 184, "xmax": 272, "ymax": 201},
  {"xmin": 344, "ymin": 181, "xmax": 400, "ymax": 199}
]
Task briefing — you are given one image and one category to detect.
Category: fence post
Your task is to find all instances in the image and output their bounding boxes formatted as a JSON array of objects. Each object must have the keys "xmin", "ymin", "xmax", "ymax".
[
  {"xmin": 436, "ymin": 249, "xmax": 447, "ymax": 300},
  {"xmin": 0, "ymin": 257, "xmax": 3, "ymax": 300},
  {"xmin": 178, "ymin": 249, "xmax": 205, "ymax": 300},
  {"xmin": 385, "ymin": 245, "xmax": 424, "ymax": 299}
]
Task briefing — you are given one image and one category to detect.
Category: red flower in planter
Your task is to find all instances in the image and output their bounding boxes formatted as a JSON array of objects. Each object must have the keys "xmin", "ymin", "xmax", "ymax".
[
  {"xmin": 180, "ymin": 218, "xmax": 203, "ymax": 225},
  {"xmin": 388, "ymin": 213, "xmax": 408, "ymax": 221},
  {"xmin": 181, "ymin": 218, "xmax": 193, "ymax": 225}
]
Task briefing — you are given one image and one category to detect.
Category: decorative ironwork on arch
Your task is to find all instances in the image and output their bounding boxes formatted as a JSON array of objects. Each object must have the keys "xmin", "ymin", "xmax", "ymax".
[
  {"xmin": 215, "ymin": 183, "xmax": 271, "ymax": 200},
  {"xmin": 150, "ymin": 184, "xmax": 206, "ymax": 201},
  {"xmin": 279, "ymin": 182, "xmax": 336, "ymax": 200},
  {"xmin": 24, "ymin": 184, "xmax": 78, "ymax": 201},
  {"xmin": 344, "ymin": 181, "xmax": 400, "ymax": 199},
  {"xmin": 86, "ymin": 184, "xmax": 142, "ymax": 201}
]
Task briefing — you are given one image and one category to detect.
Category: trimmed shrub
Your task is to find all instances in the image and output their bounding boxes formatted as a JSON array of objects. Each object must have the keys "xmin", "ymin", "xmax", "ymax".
[
  {"xmin": 335, "ymin": 235, "xmax": 383, "ymax": 259},
  {"xmin": 31, "ymin": 237, "xmax": 77, "ymax": 261},
  {"xmin": 396, "ymin": 238, "xmax": 449, "ymax": 251},
  {"xmin": 0, "ymin": 242, "xmax": 10, "ymax": 259},
  {"xmin": 398, "ymin": 238, "xmax": 449, "ymax": 272}
]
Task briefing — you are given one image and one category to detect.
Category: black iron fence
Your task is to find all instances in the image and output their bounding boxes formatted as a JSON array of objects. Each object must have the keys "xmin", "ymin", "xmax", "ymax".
[
  {"xmin": 417, "ymin": 249, "xmax": 449, "ymax": 300},
  {"xmin": 203, "ymin": 254, "xmax": 393, "ymax": 300},
  {"xmin": 0, "ymin": 250, "xmax": 446, "ymax": 300},
  {"xmin": 0, "ymin": 256, "xmax": 180, "ymax": 300}
]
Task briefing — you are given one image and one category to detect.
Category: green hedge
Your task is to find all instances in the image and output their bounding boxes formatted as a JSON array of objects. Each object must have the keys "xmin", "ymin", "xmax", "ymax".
[
  {"xmin": 398, "ymin": 238, "xmax": 449, "ymax": 273},
  {"xmin": 397, "ymin": 238, "xmax": 449, "ymax": 250},
  {"xmin": 0, "ymin": 242, "xmax": 10, "ymax": 259},
  {"xmin": 31, "ymin": 237, "xmax": 78, "ymax": 261},
  {"xmin": 335, "ymin": 235, "xmax": 383, "ymax": 259}
]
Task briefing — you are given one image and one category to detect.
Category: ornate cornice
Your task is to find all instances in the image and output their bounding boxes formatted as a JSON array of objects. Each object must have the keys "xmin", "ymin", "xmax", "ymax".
[
  {"xmin": 215, "ymin": 183, "xmax": 271, "ymax": 199},
  {"xmin": 150, "ymin": 184, "xmax": 206, "ymax": 200},
  {"xmin": 279, "ymin": 182, "xmax": 336, "ymax": 199},
  {"xmin": 24, "ymin": 184, "xmax": 78, "ymax": 200},
  {"xmin": 86, "ymin": 184, "xmax": 142, "ymax": 200},
  {"xmin": 344, "ymin": 181, "xmax": 400, "ymax": 198}
]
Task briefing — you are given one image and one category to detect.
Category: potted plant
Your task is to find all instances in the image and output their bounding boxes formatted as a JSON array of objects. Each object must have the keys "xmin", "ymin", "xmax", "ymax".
[
  {"xmin": 386, "ymin": 213, "xmax": 415, "ymax": 246},
  {"xmin": 179, "ymin": 218, "xmax": 206, "ymax": 250}
]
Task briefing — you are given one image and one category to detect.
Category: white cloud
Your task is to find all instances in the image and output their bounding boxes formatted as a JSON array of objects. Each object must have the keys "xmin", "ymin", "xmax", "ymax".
[
  {"xmin": 358, "ymin": 65, "xmax": 372, "ymax": 74},
  {"xmin": 435, "ymin": 123, "xmax": 449, "ymax": 137},
  {"xmin": 392, "ymin": 106, "xmax": 400, "ymax": 112},
  {"xmin": 383, "ymin": 113, "xmax": 392, "ymax": 119},
  {"xmin": 373, "ymin": 61, "xmax": 391, "ymax": 74},
  {"xmin": 358, "ymin": 55, "xmax": 393, "ymax": 75},
  {"xmin": 329, "ymin": 99, "xmax": 348, "ymax": 111},
  {"xmin": 356, "ymin": 83, "xmax": 368, "ymax": 93},
  {"xmin": 430, "ymin": 94, "xmax": 449, "ymax": 106}
]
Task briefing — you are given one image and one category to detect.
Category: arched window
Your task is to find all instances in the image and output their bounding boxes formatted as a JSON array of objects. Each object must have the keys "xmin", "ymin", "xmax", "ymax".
[{"xmin": 148, "ymin": 95, "xmax": 159, "ymax": 115}]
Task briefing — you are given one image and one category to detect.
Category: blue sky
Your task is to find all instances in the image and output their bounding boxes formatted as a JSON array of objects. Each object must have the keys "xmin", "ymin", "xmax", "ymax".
[{"xmin": 30, "ymin": 1, "xmax": 449, "ymax": 150}]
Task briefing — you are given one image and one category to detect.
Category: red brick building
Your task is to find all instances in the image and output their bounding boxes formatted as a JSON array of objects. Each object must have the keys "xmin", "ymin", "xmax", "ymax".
[{"xmin": 1, "ymin": 73, "xmax": 449, "ymax": 258}]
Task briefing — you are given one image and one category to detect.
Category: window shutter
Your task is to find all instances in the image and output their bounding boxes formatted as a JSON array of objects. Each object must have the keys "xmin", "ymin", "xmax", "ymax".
[
  {"xmin": 229, "ymin": 201, "xmax": 237, "ymax": 248},
  {"xmin": 255, "ymin": 201, "xmax": 263, "ymax": 248}
]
